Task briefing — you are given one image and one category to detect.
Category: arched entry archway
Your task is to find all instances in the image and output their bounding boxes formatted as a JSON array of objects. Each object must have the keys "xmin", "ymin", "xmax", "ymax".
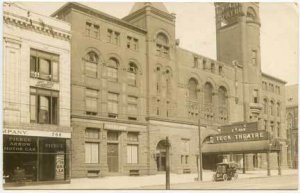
[{"xmin": 156, "ymin": 140, "xmax": 168, "ymax": 171}]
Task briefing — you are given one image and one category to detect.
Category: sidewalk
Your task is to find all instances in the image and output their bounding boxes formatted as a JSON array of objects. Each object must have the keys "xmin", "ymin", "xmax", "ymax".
[{"xmin": 6, "ymin": 169, "xmax": 298, "ymax": 190}]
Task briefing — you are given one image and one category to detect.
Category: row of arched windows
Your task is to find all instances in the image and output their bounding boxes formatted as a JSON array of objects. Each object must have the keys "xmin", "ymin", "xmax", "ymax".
[
  {"xmin": 84, "ymin": 51, "xmax": 139, "ymax": 86},
  {"xmin": 187, "ymin": 78, "xmax": 229, "ymax": 121},
  {"xmin": 263, "ymin": 98, "xmax": 281, "ymax": 117}
]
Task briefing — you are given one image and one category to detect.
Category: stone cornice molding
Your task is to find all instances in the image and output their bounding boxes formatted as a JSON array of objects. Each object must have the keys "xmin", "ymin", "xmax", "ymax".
[{"xmin": 4, "ymin": 11, "xmax": 71, "ymax": 41}]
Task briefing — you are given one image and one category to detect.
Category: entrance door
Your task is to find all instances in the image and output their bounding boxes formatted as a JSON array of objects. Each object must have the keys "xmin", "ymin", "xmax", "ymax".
[
  {"xmin": 156, "ymin": 140, "xmax": 167, "ymax": 171},
  {"xmin": 107, "ymin": 143, "xmax": 119, "ymax": 172}
]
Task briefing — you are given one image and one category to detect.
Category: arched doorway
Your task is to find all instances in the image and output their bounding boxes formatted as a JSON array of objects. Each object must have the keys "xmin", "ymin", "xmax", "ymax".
[{"xmin": 156, "ymin": 140, "xmax": 167, "ymax": 171}]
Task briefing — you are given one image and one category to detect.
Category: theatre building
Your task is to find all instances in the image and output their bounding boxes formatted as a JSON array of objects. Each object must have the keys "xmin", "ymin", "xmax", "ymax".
[
  {"xmin": 51, "ymin": 2, "xmax": 288, "ymax": 177},
  {"xmin": 3, "ymin": 3, "xmax": 71, "ymax": 184}
]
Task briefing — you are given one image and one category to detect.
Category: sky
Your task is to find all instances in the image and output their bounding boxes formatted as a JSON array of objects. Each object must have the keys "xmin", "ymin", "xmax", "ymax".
[{"xmin": 17, "ymin": 1, "xmax": 299, "ymax": 85}]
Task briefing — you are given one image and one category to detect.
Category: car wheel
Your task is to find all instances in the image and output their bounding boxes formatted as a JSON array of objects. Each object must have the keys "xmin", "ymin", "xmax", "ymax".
[{"xmin": 223, "ymin": 174, "xmax": 228, "ymax": 181}]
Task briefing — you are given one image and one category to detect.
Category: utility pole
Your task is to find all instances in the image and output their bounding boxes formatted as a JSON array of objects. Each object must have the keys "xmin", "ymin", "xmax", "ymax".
[
  {"xmin": 197, "ymin": 119, "xmax": 203, "ymax": 181},
  {"xmin": 165, "ymin": 137, "xmax": 170, "ymax": 190}
]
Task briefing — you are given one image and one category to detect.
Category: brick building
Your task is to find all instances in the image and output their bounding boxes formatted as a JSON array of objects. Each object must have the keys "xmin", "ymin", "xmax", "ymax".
[
  {"xmin": 285, "ymin": 84, "xmax": 298, "ymax": 169},
  {"xmin": 3, "ymin": 3, "xmax": 71, "ymax": 183},
  {"xmin": 52, "ymin": 2, "xmax": 288, "ymax": 177}
]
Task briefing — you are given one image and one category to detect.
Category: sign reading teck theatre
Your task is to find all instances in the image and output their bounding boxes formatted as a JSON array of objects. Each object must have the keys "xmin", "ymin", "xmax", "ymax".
[{"xmin": 209, "ymin": 122, "xmax": 269, "ymax": 144}]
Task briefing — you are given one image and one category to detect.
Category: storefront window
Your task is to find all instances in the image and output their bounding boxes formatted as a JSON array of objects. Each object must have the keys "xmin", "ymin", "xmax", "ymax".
[{"xmin": 3, "ymin": 135, "xmax": 70, "ymax": 183}]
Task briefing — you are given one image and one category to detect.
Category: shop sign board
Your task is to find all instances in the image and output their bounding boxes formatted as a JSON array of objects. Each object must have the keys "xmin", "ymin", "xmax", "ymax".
[
  {"xmin": 208, "ymin": 130, "xmax": 269, "ymax": 144},
  {"xmin": 3, "ymin": 135, "xmax": 37, "ymax": 152},
  {"xmin": 219, "ymin": 122, "xmax": 258, "ymax": 134},
  {"xmin": 3, "ymin": 128, "xmax": 71, "ymax": 138},
  {"xmin": 55, "ymin": 154, "xmax": 65, "ymax": 180}
]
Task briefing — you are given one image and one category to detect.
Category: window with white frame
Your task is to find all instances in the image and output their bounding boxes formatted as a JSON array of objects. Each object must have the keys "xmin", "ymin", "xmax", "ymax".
[
  {"xmin": 108, "ymin": 92, "xmax": 118, "ymax": 117},
  {"xmin": 127, "ymin": 132, "xmax": 138, "ymax": 164},
  {"xmin": 30, "ymin": 49, "xmax": 59, "ymax": 81},
  {"xmin": 85, "ymin": 88, "xmax": 98, "ymax": 115}
]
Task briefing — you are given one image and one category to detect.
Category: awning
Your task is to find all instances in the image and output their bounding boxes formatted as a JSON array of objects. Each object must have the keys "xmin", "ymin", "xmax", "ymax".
[{"xmin": 202, "ymin": 140, "xmax": 279, "ymax": 154}]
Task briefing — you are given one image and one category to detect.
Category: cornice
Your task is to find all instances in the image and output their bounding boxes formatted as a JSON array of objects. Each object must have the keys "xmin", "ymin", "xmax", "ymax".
[
  {"xmin": 3, "ymin": 11, "xmax": 71, "ymax": 41},
  {"xmin": 52, "ymin": 2, "xmax": 147, "ymax": 34}
]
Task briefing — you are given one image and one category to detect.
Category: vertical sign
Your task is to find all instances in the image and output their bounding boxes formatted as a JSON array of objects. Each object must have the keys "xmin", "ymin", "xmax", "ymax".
[{"xmin": 55, "ymin": 154, "xmax": 65, "ymax": 180}]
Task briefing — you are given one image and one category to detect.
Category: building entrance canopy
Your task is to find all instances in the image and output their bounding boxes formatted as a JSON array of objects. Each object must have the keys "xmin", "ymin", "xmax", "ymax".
[{"xmin": 202, "ymin": 139, "xmax": 281, "ymax": 154}]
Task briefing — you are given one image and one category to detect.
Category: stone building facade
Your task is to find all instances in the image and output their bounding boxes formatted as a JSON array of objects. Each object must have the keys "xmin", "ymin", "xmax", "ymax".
[
  {"xmin": 285, "ymin": 85, "xmax": 298, "ymax": 169},
  {"xmin": 52, "ymin": 2, "xmax": 288, "ymax": 177},
  {"xmin": 3, "ymin": 3, "xmax": 72, "ymax": 183}
]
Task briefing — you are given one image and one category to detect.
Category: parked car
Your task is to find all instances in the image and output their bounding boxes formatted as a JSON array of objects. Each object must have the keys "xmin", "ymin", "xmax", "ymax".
[{"xmin": 213, "ymin": 162, "xmax": 238, "ymax": 181}]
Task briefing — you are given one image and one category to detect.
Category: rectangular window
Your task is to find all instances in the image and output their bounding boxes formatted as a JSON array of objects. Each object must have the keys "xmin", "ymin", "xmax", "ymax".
[
  {"xmin": 127, "ymin": 36, "xmax": 132, "ymax": 49},
  {"xmin": 30, "ymin": 87, "xmax": 59, "ymax": 125},
  {"xmin": 269, "ymin": 83, "xmax": 274, "ymax": 92},
  {"xmin": 108, "ymin": 92, "xmax": 118, "ymax": 115},
  {"xmin": 127, "ymin": 96, "xmax": 138, "ymax": 116},
  {"xmin": 127, "ymin": 144, "xmax": 138, "ymax": 164},
  {"xmin": 264, "ymin": 120, "xmax": 268, "ymax": 130},
  {"xmin": 219, "ymin": 65, "xmax": 223, "ymax": 75},
  {"xmin": 85, "ymin": 128, "xmax": 99, "ymax": 139},
  {"xmin": 275, "ymin": 86, "xmax": 280, "ymax": 94},
  {"xmin": 133, "ymin": 38, "xmax": 138, "ymax": 50},
  {"xmin": 30, "ymin": 49, "xmax": 59, "ymax": 81},
  {"xmin": 252, "ymin": 50, "xmax": 257, "ymax": 65},
  {"xmin": 114, "ymin": 32, "xmax": 120, "ymax": 45},
  {"xmin": 107, "ymin": 67, "xmax": 118, "ymax": 81},
  {"xmin": 86, "ymin": 22, "xmax": 92, "ymax": 36},
  {"xmin": 253, "ymin": 89, "xmax": 259, "ymax": 103},
  {"xmin": 127, "ymin": 72, "xmax": 136, "ymax": 86},
  {"xmin": 107, "ymin": 29, "xmax": 113, "ymax": 43},
  {"xmin": 85, "ymin": 142, "xmax": 99, "ymax": 163},
  {"xmin": 85, "ymin": 88, "xmax": 98, "ymax": 115},
  {"xmin": 193, "ymin": 56, "xmax": 198, "ymax": 68},
  {"xmin": 93, "ymin": 24, "xmax": 100, "ymax": 39},
  {"xmin": 211, "ymin": 63, "xmax": 215, "ymax": 73},
  {"xmin": 85, "ymin": 61, "xmax": 97, "ymax": 78}
]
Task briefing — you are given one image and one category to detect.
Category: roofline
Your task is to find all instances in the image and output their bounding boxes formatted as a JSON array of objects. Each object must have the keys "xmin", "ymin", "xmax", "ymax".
[
  {"xmin": 51, "ymin": 2, "xmax": 147, "ymax": 34},
  {"xmin": 262, "ymin": 72, "xmax": 287, "ymax": 84}
]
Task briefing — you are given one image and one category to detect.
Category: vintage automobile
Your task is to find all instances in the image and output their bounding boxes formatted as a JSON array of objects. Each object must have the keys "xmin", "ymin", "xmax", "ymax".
[{"xmin": 213, "ymin": 162, "xmax": 238, "ymax": 181}]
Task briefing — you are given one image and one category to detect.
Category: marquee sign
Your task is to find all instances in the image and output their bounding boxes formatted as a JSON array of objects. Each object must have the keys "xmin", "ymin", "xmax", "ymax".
[
  {"xmin": 219, "ymin": 122, "xmax": 258, "ymax": 134},
  {"xmin": 209, "ymin": 130, "xmax": 269, "ymax": 144}
]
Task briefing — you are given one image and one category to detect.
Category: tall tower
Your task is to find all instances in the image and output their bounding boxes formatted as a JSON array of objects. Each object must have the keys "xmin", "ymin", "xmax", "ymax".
[{"xmin": 215, "ymin": 3, "xmax": 262, "ymax": 122}]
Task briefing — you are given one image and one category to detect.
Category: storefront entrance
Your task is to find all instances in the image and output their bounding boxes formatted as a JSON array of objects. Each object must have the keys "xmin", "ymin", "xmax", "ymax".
[
  {"xmin": 156, "ymin": 140, "xmax": 167, "ymax": 171},
  {"xmin": 3, "ymin": 135, "xmax": 70, "ymax": 183}
]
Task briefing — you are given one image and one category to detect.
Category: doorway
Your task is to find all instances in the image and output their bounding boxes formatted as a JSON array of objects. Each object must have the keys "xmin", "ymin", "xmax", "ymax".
[
  {"xmin": 156, "ymin": 140, "xmax": 167, "ymax": 171},
  {"xmin": 107, "ymin": 143, "xmax": 119, "ymax": 172}
]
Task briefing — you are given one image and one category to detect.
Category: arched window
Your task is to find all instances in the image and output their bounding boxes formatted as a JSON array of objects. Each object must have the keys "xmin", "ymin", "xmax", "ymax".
[
  {"xmin": 188, "ymin": 78, "xmax": 198, "ymax": 99},
  {"xmin": 263, "ymin": 98, "xmax": 268, "ymax": 114},
  {"xmin": 277, "ymin": 102, "xmax": 281, "ymax": 117},
  {"xmin": 204, "ymin": 82, "xmax": 213, "ymax": 104},
  {"xmin": 156, "ymin": 32, "xmax": 169, "ymax": 57},
  {"xmin": 128, "ymin": 62, "xmax": 138, "ymax": 86},
  {"xmin": 85, "ymin": 51, "xmax": 99, "ymax": 78},
  {"xmin": 247, "ymin": 7, "xmax": 256, "ymax": 21},
  {"xmin": 107, "ymin": 57, "xmax": 119, "ymax": 81},
  {"xmin": 165, "ymin": 69, "xmax": 172, "ymax": 97},
  {"xmin": 270, "ymin": 100, "xmax": 274, "ymax": 116},
  {"xmin": 218, "ymin": 86, "xmax": 227, "ymax": 106}
]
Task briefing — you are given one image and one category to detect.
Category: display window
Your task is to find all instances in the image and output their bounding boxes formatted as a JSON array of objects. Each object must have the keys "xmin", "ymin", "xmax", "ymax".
[{"xmin": 3, "ymin": 135, "xmax": 70, "ymax": 183}]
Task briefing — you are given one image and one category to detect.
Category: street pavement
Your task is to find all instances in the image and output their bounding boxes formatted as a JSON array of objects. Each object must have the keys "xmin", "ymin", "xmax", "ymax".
[{"xmin": 4, "ymin": 169, "xmax": 298, "ymax": 190}]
